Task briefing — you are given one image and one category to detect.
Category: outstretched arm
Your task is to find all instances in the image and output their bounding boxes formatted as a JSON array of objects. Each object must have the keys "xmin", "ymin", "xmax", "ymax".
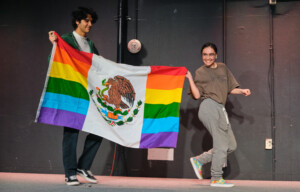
[
  {"xmin": 230, "ymin": 88, "xmax": 251, "ymax": 96},
  {"xmin": 186, "ymin": 71, "xmax": 200, "ymax": 100}
]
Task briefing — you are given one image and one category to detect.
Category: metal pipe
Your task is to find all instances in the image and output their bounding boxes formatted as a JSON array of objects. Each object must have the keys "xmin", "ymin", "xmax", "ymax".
[
  {"xmin": 223, "ymin": 0, "xmax": 226, "ymax": 64},
  {"xmin": 113, "ymin": 0, "xmax": 128, "ymax": 177},
  {"xmin": 269, "ymin": 4, "xmax": 276, "ymax": 180},
  {"xmin": 117, "ymin": 0, "xmax": 127, "ymax": 63}
]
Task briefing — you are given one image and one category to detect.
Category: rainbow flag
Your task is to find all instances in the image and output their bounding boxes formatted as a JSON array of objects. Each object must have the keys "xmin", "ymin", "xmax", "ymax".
[{"xmin": 36, "ymin": 33, "xmax": 187, "ymax": 148}]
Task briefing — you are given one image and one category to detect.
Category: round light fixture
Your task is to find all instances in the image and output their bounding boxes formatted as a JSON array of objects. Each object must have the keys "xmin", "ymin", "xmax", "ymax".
[{"xmin": 128, "ymin": 39, "xmax": 142, "ymax": 54}]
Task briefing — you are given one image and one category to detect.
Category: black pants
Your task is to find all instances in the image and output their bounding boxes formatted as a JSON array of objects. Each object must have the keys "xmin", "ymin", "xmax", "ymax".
[{"xmin": 62, "ymin": 127, "xmax": 103, "ymax": 177}]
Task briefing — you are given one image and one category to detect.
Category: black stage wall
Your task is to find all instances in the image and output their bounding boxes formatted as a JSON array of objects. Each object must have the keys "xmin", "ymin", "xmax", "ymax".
[{"xmin": 0, "ymin": 0, "xmax": 299, "ymax": 180}]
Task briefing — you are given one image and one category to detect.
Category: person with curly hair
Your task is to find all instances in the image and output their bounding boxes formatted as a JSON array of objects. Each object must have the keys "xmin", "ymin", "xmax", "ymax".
[{"xmin": 48, "ymin": 7, "xmax": 102, "ymax": 186}]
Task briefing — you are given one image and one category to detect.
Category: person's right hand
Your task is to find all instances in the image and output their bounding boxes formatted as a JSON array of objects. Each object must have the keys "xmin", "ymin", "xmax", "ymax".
[
  {"xmin": 185, "ymin": 71, "xmax": 193, "ymax": 80},
  {"xmin": 49, "ymin": 31, "xmax": 57, "ymax": 44}
]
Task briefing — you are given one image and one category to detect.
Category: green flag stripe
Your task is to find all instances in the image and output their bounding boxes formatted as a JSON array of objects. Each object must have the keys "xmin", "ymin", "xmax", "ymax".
[
  {"xmin": 144, "ymin": 103, "xmax": 180, "ymax": 118},
  {"xmin": 46, "ymin": 77, "xmax": 89, "ymax": 101}
]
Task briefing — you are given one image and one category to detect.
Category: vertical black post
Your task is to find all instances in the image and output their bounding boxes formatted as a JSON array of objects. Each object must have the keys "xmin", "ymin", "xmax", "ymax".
[
  {"xmin": 135, "ymin": 0, "xmax": 139, "ymax": 39},
  {"xmin": 117, "ymin": 0, "xmax": 127, "ymax": 63},
  {"xmin": 113, "ymin": 0, "xmax": 128, "ymax": 176}
]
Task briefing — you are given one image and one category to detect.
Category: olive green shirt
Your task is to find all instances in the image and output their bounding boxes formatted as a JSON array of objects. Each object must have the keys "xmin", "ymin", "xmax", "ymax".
[
  {"xmin": 193, "ymin": 63, "xmax": 239, "ymax": 106},
  {"xmin": 48, "ymin": 32, "xmax": 99, "ymax": 63},
  {"xmin": 61, "ymin": 32, "xmax": 99, "ymax": 54}
]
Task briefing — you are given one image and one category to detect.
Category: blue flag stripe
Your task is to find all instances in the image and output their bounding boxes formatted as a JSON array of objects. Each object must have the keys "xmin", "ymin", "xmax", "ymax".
[
  {"xmin": 141, "ymin": 117, "xmax": 179, "ymax": 133},
  {"xmin": 41, "ymin": 92, "xmax": 89, "ymax": 115}
]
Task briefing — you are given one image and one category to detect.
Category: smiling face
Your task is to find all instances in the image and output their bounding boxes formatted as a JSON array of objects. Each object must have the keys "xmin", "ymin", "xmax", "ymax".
[
  {"xmin": 202, "ymin": 47, "xmax": 217, "ymax": 68},
  {"xmin": 75, "ymin": 14, "xmax": 93, "ymax": 37}
]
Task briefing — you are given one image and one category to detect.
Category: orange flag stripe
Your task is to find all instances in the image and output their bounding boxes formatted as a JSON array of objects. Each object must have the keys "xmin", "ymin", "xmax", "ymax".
[
  {"xmin": 146, "ymin": 74, "xmax": 186, "ymax": 90},
  {"xmin": 53, "ymin": 46, "xmax": 91, "ymax": 78}
]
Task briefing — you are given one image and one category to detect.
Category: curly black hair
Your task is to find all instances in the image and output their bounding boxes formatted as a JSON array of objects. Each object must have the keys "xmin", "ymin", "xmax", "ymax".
[{"xmin": 71, "ymin": 7, "xmax": 98, "ymax": 29}]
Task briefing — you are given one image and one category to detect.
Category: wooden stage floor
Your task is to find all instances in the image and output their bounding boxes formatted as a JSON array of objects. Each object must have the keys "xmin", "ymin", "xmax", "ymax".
[{"xmin": 0, "ymin": 172, "xmax": 300, "ymax": 192}]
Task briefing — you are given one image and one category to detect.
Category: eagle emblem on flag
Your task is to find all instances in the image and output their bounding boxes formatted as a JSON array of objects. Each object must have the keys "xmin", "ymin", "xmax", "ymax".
[{"xmin": 89, "ymin": 75, "xmax": 143, "ymax": 126}]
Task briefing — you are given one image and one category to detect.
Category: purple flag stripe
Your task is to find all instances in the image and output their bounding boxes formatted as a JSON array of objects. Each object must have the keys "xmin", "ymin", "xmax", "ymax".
[
  {"xmin": 37, "ymin": 107, "xmax": 85, "ymax": 130},
  {"xmin": 139, "ymin": 132, "xmax": 178, "ymax": 148}
]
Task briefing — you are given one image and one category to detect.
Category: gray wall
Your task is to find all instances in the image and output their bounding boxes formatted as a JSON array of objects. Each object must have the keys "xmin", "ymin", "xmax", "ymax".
[
  {"xmin": 0, "ymin": 0, "xmax": 299, "ymax": 180},
  {"xmin": 0, "ymin": 0, "xmax": 118, "ymax": 175}
]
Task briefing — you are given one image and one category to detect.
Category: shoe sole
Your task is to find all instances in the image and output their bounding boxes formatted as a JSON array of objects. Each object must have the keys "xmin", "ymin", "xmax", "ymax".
[
  {"xmin": 190, "ymin": 157, "xmax": 203, "ymax": 180},
  {"xmin": 66, "ymin": 181, "xmax": 80, "ymax": 186},
  {"xmin": 77, "ymin": 173, "xmax": 98, "ymax": 184},
  {"xmin": 210, "ymin": 183, "xmax": 234, "ymax": 187}
]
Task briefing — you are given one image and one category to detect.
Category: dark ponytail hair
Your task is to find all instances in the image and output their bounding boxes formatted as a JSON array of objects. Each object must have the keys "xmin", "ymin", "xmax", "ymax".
[{"xmin": 201, "ymin": 42, "xmax": 218, "ymax": 54}]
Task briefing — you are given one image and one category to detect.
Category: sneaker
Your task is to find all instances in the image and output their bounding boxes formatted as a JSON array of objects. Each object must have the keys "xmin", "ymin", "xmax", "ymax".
[
  {"xmin": 190, "ymin": 157, "xmax": 203, "ymax": 179},
  {"xmin": 77, "ymin": 169, "xmax": 98, "ymax": 183},
  {"xmin": 65, "ymin": 175, "xmax": 80, "ymax": 186},
  {"xmin": 210, "ymin": 178, "xmax": 234, "ymax": 187}
]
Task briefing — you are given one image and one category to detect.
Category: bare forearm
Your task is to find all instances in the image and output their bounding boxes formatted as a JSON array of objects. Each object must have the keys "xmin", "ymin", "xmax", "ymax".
[
  {"xmin": 186, "ymin": 71, "xmax": 200, "ymax": 99},
  {"xmin": 189, "ymin": 81, "xmax": 200, "ymax": 99},
  {"xmin": 230, "ymin": 88, "xmax": 251, "ymax": 96}
]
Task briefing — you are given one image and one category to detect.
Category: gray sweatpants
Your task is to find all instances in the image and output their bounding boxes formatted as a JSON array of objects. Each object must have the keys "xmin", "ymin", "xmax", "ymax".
[{"xmin": 194, "ymin": 98, "xmax": 237, "ymax": 180}]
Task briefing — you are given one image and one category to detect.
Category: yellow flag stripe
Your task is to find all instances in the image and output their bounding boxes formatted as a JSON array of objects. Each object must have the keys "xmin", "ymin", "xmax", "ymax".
[
  {"xmin": 145, "ymin": 88, "xmax": 183, "ymax": 105},
  {"xmin": 50, "ymin": 61, "xmax": 88, "ymax": 89}
]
